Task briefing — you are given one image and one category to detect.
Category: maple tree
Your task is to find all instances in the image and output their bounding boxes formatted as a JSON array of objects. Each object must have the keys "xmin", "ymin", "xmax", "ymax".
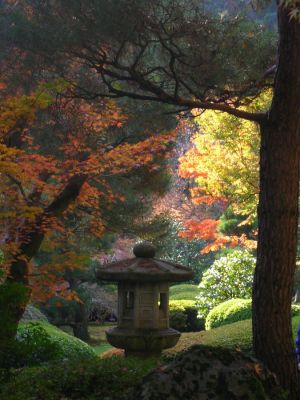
[
  {"xmin": 0, "ymin": 78, "xmax": 177, "ymax": 347},
  {"xmin": 177, "ymin": 91, "xmax": 271, "ymax": 253}
]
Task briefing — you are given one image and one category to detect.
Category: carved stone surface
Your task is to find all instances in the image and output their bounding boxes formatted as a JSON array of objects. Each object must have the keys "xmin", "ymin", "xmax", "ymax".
[{"xmin": 106, "ymin": 327, "xmax": 180, "ymax": 357}]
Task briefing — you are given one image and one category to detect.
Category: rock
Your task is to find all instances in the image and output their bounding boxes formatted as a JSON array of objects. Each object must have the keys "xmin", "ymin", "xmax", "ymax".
[
  {"xmin": 128, "ymin": 345, "xmax": 286, "ymax": 400},
  {"xmin": 21, "ymin": 304, "xmax": 48, "ymax": 322}
]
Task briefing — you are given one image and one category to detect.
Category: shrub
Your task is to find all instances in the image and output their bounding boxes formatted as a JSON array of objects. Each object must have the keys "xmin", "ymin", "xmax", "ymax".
[
  {"xmin": 169, "ymin": 300, "xmax": 204, "ymax": 332},
  {"xmin": 206, "ymin": 298, "xmax": 300, "ymax": 330},
  {"xmin": 197, "ymin": 249, "xmax": 255, "ymax": 318},
  {"xmin": 3, "ymin": 321, "xmax": 96, "ymax": 369},
  {"xmin": 169, "ymin": 284, "xmax": 199, "ymax": 300},
  {"xmin": 205, "ymin": 299, "xmax": 252, "ymax": 330},
  {"xmin": 0, "ymin": 356, "xmax": 157, "ymax": 400}
]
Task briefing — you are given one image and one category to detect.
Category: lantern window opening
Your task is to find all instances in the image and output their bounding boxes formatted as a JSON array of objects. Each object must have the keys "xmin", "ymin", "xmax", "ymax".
[
  {"xmin": 158, "ymin": 292, "xmax": 168, "ymax": 312},
  {"xmin": 126, "ymin": 291, "xmax": 134, "ymax": 309}
]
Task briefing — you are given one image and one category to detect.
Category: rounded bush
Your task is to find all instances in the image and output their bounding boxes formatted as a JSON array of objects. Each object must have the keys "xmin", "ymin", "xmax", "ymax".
[
  {"xmin": 11, "ymin": 321, "xmax": 96, "ymax": 367},
  {"xmin": 197, "ymin": 250, "xmax": 255, "ymax": 318},
  {"xmin": 206, "ymin": 299, "xmax": 300, "ymax": 330},
  {"xmin": 169, "ymin": 300, "xmax": 204, "ymax": 332},
  {"xmin": 205, "ymin": 298, "xmax": 251, "ymax": 330}
]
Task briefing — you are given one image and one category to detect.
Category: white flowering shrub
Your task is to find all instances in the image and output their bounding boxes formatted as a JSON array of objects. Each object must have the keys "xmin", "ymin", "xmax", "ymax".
[{"xmin": 196, "ymin": 250, "xmax": 255, "ymax": 318}]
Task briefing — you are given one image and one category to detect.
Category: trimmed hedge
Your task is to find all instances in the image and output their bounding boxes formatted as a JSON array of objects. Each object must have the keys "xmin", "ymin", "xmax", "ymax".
[
  {"xmin": 169, "ymin": 284, "xmax": 199, "ymax": 301},
  {"xmin": 2, "ymin": 321, "xmax": 96, "ymax": 369},
  {"xmin": 206, "ymin": 298, "xmax": 300, "ymax": 330},
  {"xmin": 169, "ymin": 300, "xmax": 204, "ymax": 332}
]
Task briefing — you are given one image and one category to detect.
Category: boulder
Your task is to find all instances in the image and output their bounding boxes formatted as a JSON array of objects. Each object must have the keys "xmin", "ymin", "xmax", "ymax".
[
  {"xmin": 128, "ymin": 345, "xmax": 286, "ymax": 400},
  {"xmin": 21, "ymin": 304, "xmax": 48, "ymax": 322}
]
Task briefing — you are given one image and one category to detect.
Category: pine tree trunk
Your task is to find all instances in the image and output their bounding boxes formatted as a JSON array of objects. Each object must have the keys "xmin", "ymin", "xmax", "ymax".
[{"xmin": 253, "ymin": 5, "xmax": 300, "ymax": 398}]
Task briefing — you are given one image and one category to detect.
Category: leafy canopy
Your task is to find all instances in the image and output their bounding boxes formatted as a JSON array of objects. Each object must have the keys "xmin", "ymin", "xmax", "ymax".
[{"xmin": 178, "ymin": 91, "xmax": 272, "ymax": 252}]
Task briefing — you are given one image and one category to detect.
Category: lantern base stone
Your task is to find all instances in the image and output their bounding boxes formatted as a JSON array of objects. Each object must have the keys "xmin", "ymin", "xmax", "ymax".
[{"xmin": 106, "ymin": 327, "xmax": 180, "ymax": 357}]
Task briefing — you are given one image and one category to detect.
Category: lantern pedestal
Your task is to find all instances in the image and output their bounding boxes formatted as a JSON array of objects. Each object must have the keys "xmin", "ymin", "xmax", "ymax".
[{"xmin": 106, "ymin": 327, "xmax": 180, "ymax": 357}]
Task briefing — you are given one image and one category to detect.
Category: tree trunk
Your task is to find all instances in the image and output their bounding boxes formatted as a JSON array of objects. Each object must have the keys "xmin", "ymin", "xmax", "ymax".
[
  {"xmin": 2, "ymin": 174, "xmax": 87, "ymax": 346},
  {"xmin": 253, "ymin": 5, "xmax": 300, "ymax": 398},
  {"xmin": 72, "ymin": 303, "xmax": 90, "ymax": 342}
]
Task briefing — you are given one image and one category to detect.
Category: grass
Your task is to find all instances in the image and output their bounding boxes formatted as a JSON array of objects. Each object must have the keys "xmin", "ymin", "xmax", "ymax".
[
  {"xmin": 89, "ymin": 322, "xmax": 116, "ymax": 342},
  {"xmin": 163, "ymin": 314, "xmax": 300, "ymax": 359},
  {"xmin": 93, "ymin": 342, "xmax": 113, "ymax": 355},
  {"xmin": 169, "ymin": 284, "xmax": 199, "ymax": 300},
  {"xmin": 88, "ymin": 323, "xmax": 115, "ymax": 355},
  {"xmin": 59, "ymin": 322, "xmax": 116, "ymax": 353}
]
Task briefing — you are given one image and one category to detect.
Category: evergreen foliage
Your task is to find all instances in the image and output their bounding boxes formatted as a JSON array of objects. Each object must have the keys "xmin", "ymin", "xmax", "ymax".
[
  {"xmin": 206, "ymin": 298, "xmax": 300, "ymax": 330},
  {"xmin": 169, "ymin": 300, "xmax": 204, "ymax": 332}
]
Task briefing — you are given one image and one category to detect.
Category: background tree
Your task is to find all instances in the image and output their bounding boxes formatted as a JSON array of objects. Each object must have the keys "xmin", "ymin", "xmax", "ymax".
[{"xmin": 177, "ymin": 92, "xmax": 271, "ymax": 252}]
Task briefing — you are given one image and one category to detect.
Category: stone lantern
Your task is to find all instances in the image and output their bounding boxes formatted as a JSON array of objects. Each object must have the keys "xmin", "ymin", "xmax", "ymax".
[{"xmin": 96, "ymin": 242, "xmax": 194, "ymax": 357}]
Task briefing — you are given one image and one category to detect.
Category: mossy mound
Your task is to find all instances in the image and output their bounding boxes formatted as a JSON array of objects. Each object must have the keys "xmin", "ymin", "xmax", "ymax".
[
  {"xmin": 12, "ymin": 321, "xmax": 95, "ymax": 367},
  {"xmin": 128, "ymin": 345, "xmax": 286, "ymax": 400}
]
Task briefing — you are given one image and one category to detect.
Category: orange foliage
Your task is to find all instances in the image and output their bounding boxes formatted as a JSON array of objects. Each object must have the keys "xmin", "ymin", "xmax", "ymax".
[
  {"xmin": 201, "ymin": 234, "xmax": 257, "ymax": 254},
  {"xmin": 178, "ymin": 219, "xmax": 219, "ymax": 240},
  {"xmin": 0, "ymin": 82, "xmax": 177, "ymax": 301},
  {"xmin": 178, "ymin": 147, "xmax": 208, "ymax": 180}
]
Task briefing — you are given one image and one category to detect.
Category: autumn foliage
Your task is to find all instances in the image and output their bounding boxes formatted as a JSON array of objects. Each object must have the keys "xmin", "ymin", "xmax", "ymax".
[
  {"xmin": 177, "ymin": 94, "xmax": 271, "ymax": 253},
  {"xmin": 0, "ymin": 80, "xmax": 177, "ymax": 302}
]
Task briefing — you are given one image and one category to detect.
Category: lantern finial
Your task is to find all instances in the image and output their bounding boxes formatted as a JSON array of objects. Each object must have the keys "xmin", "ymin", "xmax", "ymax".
[{"xmin": 133, "ymin": 241, "xmax": 156, "ymax": 258}]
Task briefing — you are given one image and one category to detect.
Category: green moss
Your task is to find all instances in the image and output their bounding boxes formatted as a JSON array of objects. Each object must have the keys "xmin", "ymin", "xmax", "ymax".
[
  {"xmin": 2, "ymin": 316, "xmax": 297, "ymax": 400},
  {"xmin": 165, "ymin": 315, "xmax": 300, "ymax": 361},
  {"xmin": 12, "ymin": 321, "xmax": 96, "ymax": 367},
  {"xmin": 131, "ymin": 345, "xmax": 287, "ymax": 400}
]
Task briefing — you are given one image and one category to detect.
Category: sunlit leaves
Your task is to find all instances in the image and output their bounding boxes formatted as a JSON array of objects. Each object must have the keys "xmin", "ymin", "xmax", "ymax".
[
  {"xmin": 196, "ymin": 249, "xmax": 255, "ymax": 317},
  {"xmin": 0, "ymin": 81, "xmax": 177, "ymax": 301},
  {"xmin": 178, "ymin": 91, "xmax": 271, "ymax": 251}
]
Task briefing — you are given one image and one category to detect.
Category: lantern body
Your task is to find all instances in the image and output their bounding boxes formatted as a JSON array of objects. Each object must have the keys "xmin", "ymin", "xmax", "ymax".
[
  {"xmin": 118, "ymin": 281, "xmax": 169, "ymax": 330},
  {"xmin": 97, "ymin": 242, "xmax": 194, "ymax": 357}
]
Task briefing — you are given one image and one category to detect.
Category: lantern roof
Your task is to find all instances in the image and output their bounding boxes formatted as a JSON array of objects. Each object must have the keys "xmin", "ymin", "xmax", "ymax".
[{"xmin": 96, "ymin": 242, "xmax": 194, "ymax": 282}]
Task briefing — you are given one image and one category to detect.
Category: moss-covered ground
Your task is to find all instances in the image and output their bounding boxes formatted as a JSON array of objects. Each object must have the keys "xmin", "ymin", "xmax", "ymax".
[{"xmin": 1, "ymin": 316, "xmax": 299, "ymax": 399}]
